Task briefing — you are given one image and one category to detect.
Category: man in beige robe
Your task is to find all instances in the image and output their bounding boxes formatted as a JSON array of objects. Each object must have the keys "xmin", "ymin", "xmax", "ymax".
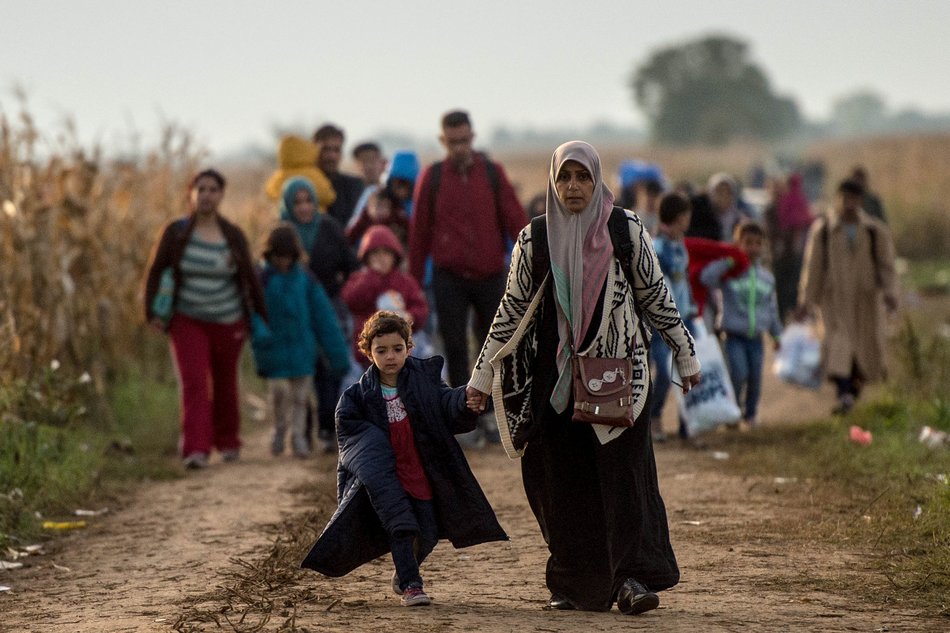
[{"xmin": 799, "ymin": 178, "xmax": 898, "ymax": 414}]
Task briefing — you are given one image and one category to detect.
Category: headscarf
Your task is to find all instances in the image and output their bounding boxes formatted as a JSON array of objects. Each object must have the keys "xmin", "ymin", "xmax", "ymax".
[
  {"xmin": 777, "ymin": 173, "xmax": 813, "ymax": 231},
  {"xmin": 545, "ymin": 141, "xmax": 615, "ymax": 413},
  {"xmin": 279, "ymin": 177, "xmax": 321, "ymax": 254}
]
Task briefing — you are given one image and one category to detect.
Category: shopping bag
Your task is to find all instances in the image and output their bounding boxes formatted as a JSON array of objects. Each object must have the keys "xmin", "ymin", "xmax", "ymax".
[
  {"xmin": 772, "ymin": 322, "xmax": 822, "ymax": 389},
  {"xmin": 674, "ymin": 322, "xmax": 741, "ymax": 435}
]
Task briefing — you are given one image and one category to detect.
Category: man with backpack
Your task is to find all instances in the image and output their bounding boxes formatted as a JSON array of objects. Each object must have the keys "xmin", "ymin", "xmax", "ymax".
[
  {"xmin": 408, "ymin": 110, "xmax": 527, "ymax": 391},
  {"xmin": 798, "ymin": 178, "xmax": 898, "ymax": 414}
]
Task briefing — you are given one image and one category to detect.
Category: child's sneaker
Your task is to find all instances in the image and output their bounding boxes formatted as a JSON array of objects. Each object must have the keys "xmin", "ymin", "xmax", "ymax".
[{"xmin": 400, "ymin": 586, "xmax": 431, "ymax": 607}]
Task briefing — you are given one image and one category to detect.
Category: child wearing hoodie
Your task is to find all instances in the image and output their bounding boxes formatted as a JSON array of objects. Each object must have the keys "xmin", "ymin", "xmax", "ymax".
[
  {"xmin": 341, "ymin": 226, "xmax": 428, "ymax": 367},
  {"xmin": 252, "ymin": 224, "xmax": 351, "ymax": 457},
  {"xmin": 278, "ymin": 176, "xmax": 360, "ymax": 453},
  {"xmin": 347, "ymin": 150, "xmax": 420, "ymax": 246},
  {"xmin": 700, "ymin": 221, "xmax": 782, "ymax": 429}
]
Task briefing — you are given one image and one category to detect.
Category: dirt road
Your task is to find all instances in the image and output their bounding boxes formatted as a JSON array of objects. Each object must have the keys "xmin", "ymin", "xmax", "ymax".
[{"xmin": 1, "ymin": 374, "xmax": 943, "ymax": 632}]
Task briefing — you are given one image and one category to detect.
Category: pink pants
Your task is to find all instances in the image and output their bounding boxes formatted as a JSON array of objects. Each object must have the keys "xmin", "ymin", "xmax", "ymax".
[{"xmin": 169, "ymin": 314, "xmax": 247, "ymax": 457}]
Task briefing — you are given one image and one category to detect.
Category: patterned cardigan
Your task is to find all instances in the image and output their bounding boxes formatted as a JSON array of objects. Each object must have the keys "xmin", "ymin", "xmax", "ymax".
[{"xmin": 468, "ymin": 209, "xmax": 700, "ymax": 457}]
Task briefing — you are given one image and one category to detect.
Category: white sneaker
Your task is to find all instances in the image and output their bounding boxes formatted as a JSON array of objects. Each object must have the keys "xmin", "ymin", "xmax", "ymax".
[{"xmin": 183, "ymin": 453, "xmax": 209, "ymax": 469}]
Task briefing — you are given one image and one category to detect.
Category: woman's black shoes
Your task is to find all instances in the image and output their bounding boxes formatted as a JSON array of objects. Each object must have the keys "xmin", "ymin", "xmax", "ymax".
[
  {"xmin": 545, "ymin": 594, "xmax": 575, "ymax": 610},
  {"xmin": 616, "ymin": 579, "xmax": 659, "ymax": 615}
]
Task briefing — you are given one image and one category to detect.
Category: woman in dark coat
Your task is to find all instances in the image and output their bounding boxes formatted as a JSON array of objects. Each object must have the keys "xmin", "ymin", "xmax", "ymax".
[{"xmin": 466, "ymin": 141, "xmax": 701, "ymax": 615}]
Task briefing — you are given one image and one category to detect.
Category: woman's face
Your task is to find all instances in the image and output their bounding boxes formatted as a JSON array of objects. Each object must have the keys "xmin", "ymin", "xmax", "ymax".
[
  {"xmin": 190, "ymin": 176, "xmax": 224, "ymax": 214},
  {"xmin": 555, "ymin": 160, "xmax": 595, "ymax": 214},
  {"xmin": 292, "ymin": 188, "xmax": 316, "ymax": 224}
]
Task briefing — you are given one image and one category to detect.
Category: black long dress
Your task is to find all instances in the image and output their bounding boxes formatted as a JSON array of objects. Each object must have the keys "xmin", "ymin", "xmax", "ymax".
[{"xmin": 520, "ymin": 279, "xmax": 679, "ymax": 611}]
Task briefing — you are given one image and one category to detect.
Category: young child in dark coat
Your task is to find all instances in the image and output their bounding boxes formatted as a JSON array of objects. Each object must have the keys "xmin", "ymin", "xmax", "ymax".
[{"xmin": 300, "ymin": 311, "xmax": 507, "ymax": 607}]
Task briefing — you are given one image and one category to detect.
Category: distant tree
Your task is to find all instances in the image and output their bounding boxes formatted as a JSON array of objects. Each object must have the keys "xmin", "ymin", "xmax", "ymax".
[
  {"xmin": 830, "ymin": 90, "xmax": 888, "ymax": 135},
  {"xmin": 631, "ymin": 35, "xmax": 801, "ymax": 145}
]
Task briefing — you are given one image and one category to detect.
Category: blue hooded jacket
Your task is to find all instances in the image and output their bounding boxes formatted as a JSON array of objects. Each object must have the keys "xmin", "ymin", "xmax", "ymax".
[{"xmin": 251, "ymin": 263, "xmax": 350, "ymax": 379}]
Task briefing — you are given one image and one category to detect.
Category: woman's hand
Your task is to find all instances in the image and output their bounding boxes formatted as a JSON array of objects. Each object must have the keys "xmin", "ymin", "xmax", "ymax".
[
  {"xmin": 681, "ymin": 372, "xmax": 702, "ymax": 395},
  {"xmin": 466, "ymin": 386, "xmax": 489, "ymax": 413}
]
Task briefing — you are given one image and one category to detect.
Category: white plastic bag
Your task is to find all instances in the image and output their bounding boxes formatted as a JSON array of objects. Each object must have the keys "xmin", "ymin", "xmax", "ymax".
[
  {"xmin": 772, "ymin": 322, "xmax": 822, "ymax": 389},
  {"xmin": 674, "ymin": 322, "xmax": 741, "ymax": 435}
]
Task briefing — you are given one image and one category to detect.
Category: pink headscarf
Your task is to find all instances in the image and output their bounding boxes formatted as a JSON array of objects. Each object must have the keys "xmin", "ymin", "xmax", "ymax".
[
  {"xmin": 778, "ymin": 173, "xmax": 813, "ymax": 231},
  {"xmin": 545, "ymin": 141, "xmax": 614, "ymax": 413}
]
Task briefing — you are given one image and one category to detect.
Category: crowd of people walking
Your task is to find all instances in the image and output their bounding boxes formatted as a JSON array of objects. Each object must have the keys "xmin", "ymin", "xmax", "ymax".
[{"xmin": 142, "ymin": 109, "xmax": 900, "ymax": 615}]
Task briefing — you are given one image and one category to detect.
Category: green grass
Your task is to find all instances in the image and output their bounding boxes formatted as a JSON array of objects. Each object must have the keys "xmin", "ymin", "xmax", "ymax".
[
  {"xmin": 903, "ymin": 258, "xmax": 950, "ymax": 296},
  {"xmin": 0, "ymin": 366, "xmax": 181, "ymax": 548}
]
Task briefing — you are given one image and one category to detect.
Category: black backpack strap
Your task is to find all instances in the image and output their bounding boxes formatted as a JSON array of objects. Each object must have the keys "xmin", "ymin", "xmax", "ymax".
[
  {"xmin": 430, "ymin": 153, "xmax": 505, "ymax": 241},
  {"xmin": 607, "ymin": 206, "xmax": 649, "ymax": 338},
  {"xmin": 529, "ymin": 214, "xmax": 549, "ymax": 292},
  {"xmin": 427, "ymin": 160, "xmax": 443, "ymax": 213},
  {"xmin": 867, "ymin": 224, "xmax": 882, "ymax": 288}
]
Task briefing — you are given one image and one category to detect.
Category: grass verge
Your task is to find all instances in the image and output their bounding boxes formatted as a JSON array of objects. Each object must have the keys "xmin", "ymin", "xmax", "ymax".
[{"xmin": 0, "ymin": 365, "xmax": 181, "ymax": 548}]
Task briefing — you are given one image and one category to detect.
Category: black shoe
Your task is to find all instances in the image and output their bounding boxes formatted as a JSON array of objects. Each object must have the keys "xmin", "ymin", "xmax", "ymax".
[
  {"xmin": 545, "ymin": 594, "xmax": 575, "ymax": 610},
  {"xmin": 617, "ymin": 579, "xmax": 659, "ymax": 615}
]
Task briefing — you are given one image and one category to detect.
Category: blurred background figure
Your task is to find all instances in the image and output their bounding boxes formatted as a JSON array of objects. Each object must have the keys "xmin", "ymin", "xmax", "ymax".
[
  {"xmin": 313, "ymin": 123, "xmax": 366, "ymax": 228},
  {"xmin": 265, "ymin": 135, "xmax": 336, "ymax": 213},
  {"xmin": 764, "ymin": 172, "xmax": 813, "ymax": 321},
  {"xmin": 849, "ymin": 165, "xmax": 887, "ymax": 223}
]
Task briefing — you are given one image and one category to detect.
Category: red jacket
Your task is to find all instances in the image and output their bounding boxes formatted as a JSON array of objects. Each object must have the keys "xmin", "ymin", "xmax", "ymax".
[
  {"xmin": 408, "ymin": 154, "xmax": 526, "ymax": 282},
  {"xmin": 684, "ymin": 237, "xmax": 750, "ymax": 315},
  {"xmin": 342, "ymin": 226, "xmax": 429, "ymax": 364}
]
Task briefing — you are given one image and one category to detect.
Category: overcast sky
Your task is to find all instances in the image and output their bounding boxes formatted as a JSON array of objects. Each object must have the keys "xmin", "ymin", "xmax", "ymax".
[{"xmin": 2, "ymin": 0, "xmax": 948, "ymax": 157}]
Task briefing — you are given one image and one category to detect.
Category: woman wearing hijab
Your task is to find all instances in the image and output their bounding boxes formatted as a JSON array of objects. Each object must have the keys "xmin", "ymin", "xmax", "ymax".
[
  {"xmin": 279, "ymin": 177, "xmax": 360, "ymax": 452},
  {"xmin": 466, "ymin": 142, "xmax": 701, "ymax": 615}
]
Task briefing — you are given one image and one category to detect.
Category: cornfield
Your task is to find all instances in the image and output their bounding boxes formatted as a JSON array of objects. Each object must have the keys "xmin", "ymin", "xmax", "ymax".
[
  {"xmin": 2, "ymin": 104, "xmax": 948, "ymax": 392},
  {"xmin": 0, "ymin": 106, "xmax": 204, "ymax": 387}
]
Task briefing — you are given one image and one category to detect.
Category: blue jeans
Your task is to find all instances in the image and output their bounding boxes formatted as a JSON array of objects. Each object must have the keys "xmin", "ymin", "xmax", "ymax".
[
  {"xmin": 390, "ymin": 497, "xmax": 438, "ymax": 590},
  {"xmin": 724, "ymin": 333, "xmax": 764, "ymax": 420},
  {"xmin": 649, "ymin": 321, "xmax": 694, "ymax": 438}
]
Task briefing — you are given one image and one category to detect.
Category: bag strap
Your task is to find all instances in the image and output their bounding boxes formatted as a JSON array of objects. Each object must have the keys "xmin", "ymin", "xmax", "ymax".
[
  {"xmin": 429, "ymin": 152, "xmax": 505, "ymax": 243},
  {"xmin": 821, "ymin": 219, "xmax": 882, "ymax": 288}
]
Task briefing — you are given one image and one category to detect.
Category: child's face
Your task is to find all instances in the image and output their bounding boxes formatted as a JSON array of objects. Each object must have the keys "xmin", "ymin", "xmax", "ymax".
[
  {"xmin": 271, "ymin": 254, "xmax": 294, "ymax": 272},
  {"xmin": 389, "ymin": 178, "xmax": 412, "ymax": 201},
  {"xmin": 370, "ymin": 332, "xmax": 410, "ymax": 384},
  {"xmin": 292, "ymin": 189, "xmax": 316, "ymax": 224},
  {"xmin": 367, "ymin": 248, "xmax": 397, "ymax": 275},
  {"xmin": 370, "ymin": 195, "xmax": 393, "ymax": 218},
  {"xmin": 738, "ymin": 233, "xmax": 764, "ymax": 260}
]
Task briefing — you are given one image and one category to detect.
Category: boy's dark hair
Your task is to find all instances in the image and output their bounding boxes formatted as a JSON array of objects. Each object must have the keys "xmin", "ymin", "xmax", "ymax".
[
  {"xmin": 638, "ymin": 178, "xmax": 663, "ymax": 196},
  {"xmin": 352, "ymin": 141, "xmax": 381, "ymax": 159},
  {"xmin": 313, "ymin": 123, "xmax": 344, "ymax": 144},
  {"xmin": 190, "ymin": 168, "xmax": 226, "ymax": 190},
  {"xmin": 263, "ymin": 223, "xmax": 306, "ymax": 264},
  {"xmin": 441, "ymin": 110, "xmax": 471, "ymax": 130},
  {"xmin": 658, "ymin": 192, "xmax": 692, "ymax": 225},
  {"xmin": 837, "ymin": 178, "xmax": 865, "ymax": 197},
  {"xmin": 358, "ymin": 311, "xmax": 414, "ymax": 359},
  {"xmin": 734, "ymin": 220, "xmax": 766, "ymax": 241}
]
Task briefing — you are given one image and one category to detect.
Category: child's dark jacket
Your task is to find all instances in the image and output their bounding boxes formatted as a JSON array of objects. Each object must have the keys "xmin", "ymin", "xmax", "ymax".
[{"xmin": 300, "ymin": 356, "xmax": 507, "ymax": 576}]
